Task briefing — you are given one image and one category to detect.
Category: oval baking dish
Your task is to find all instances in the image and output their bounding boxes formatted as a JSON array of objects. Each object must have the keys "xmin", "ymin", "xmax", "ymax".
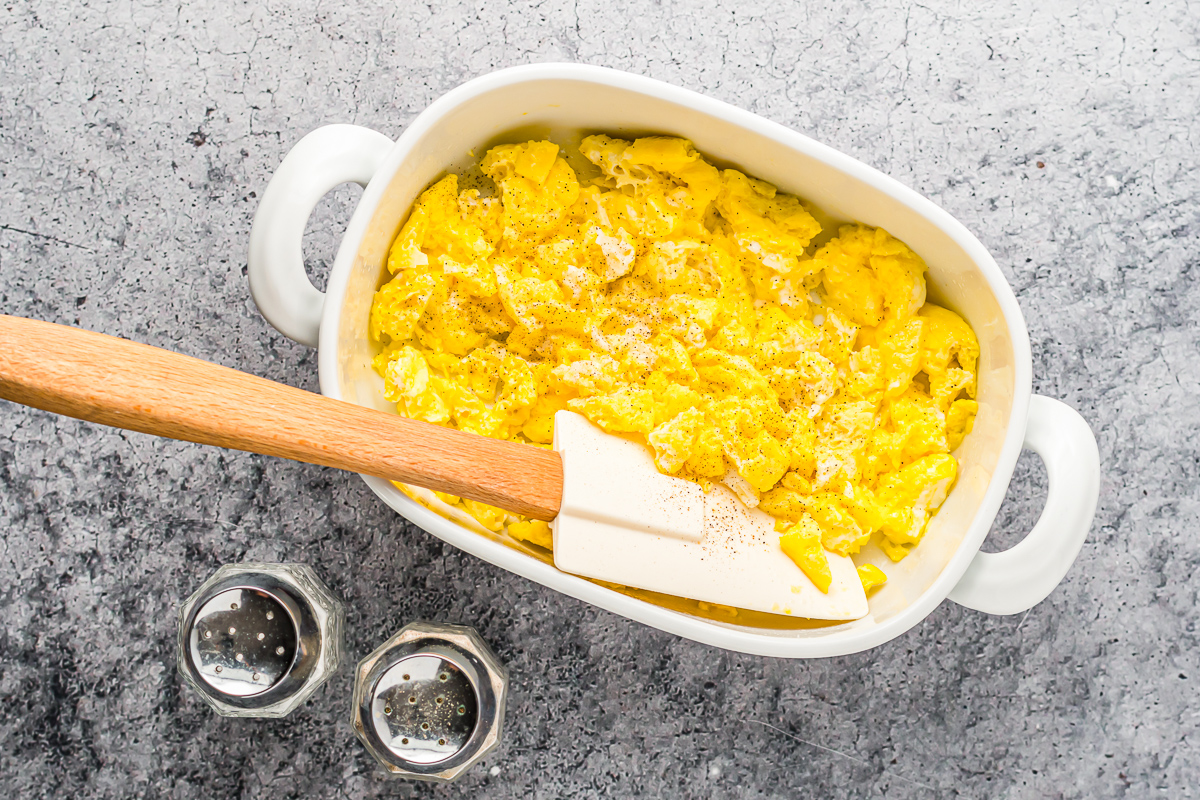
[{"xmin": 248, "ymin": 63, "xmax": 1099, "ymax": 658}]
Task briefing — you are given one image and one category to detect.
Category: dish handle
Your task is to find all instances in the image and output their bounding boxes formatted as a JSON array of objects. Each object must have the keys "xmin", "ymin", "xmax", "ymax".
[
  {"xmin": 248, "ymin": 125, "xmax": 394, "ymax": 347},
  {"xmin": 948, "ymin": 395, "xmax": 1100, "ymax": 615}
]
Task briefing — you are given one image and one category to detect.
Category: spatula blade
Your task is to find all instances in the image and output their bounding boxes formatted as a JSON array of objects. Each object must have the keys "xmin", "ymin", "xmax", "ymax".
[{"xmin": 551, "ymin": 411, "xmax": 869, "ymax": 620}]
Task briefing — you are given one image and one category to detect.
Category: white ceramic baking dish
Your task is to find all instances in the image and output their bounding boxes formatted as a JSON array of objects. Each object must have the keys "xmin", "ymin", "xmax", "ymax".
[{"xmin": 247, "ymin": 63, "xmax": 1099, "ymax": 658}]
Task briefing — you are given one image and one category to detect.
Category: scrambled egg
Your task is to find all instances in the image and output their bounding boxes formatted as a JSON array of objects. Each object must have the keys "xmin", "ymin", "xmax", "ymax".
[{"xmin": 370, "ymin": 136, "xmax": 980, "ymax": 598}]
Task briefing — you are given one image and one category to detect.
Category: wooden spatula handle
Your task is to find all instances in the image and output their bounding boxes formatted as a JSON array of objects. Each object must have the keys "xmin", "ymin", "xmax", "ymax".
[{"xmin": 0, "ymin": 315, "xmax": 563, "ymax": 520}]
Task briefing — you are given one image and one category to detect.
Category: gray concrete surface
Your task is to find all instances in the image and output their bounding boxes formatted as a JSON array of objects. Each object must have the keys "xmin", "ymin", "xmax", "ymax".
[{"xmin": 1, "ymin": 1, "xmax": 1197, "ymax": 797}]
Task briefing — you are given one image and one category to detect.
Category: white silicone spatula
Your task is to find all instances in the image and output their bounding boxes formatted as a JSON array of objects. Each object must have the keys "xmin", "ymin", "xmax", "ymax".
[{"xmin": 0, "ymin": 315, "xmax": 867, "ymax": 620}]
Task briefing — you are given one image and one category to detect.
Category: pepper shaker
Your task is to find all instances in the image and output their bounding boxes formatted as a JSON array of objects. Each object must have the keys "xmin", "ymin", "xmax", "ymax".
[{"xmin": 351, "ymin": 621, "xmax": 508, "ymax": 782}]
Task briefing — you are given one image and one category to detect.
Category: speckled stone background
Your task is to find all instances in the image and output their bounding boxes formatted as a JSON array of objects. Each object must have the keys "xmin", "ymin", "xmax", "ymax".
[{"xmin": 0, "ymin": 1, "xmax": 1196, "ymax": 797}]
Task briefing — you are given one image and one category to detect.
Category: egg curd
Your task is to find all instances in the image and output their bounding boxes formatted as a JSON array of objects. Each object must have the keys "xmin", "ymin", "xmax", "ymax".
[{"xmin": 369, "ymin": 135, "xmax": 980, "ymax": 599}]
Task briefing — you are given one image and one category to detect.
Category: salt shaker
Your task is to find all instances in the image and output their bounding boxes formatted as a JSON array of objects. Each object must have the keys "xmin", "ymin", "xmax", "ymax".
[{"xmin": 177, "ymin": 562, "xmax": 344, "ymax": 718}]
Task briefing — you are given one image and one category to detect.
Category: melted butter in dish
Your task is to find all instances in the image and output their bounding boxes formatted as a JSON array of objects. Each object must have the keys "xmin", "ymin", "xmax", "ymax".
[{"xmin": 369, "ymin": 135, "xmax": 980, "ymax": 606}]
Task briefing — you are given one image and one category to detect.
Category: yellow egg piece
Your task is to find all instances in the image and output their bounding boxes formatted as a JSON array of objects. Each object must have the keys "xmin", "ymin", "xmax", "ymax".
[
  {"xmin": 508, "ymin": 519, "xmax": 554, "ymax": 549},
  {"xmin": 856, "ymin": 563, "xmax": 888, "ymax": 594},
  {"xmin": 779, "ymin": 515, "xmax": 832, "ymax": 594}
]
